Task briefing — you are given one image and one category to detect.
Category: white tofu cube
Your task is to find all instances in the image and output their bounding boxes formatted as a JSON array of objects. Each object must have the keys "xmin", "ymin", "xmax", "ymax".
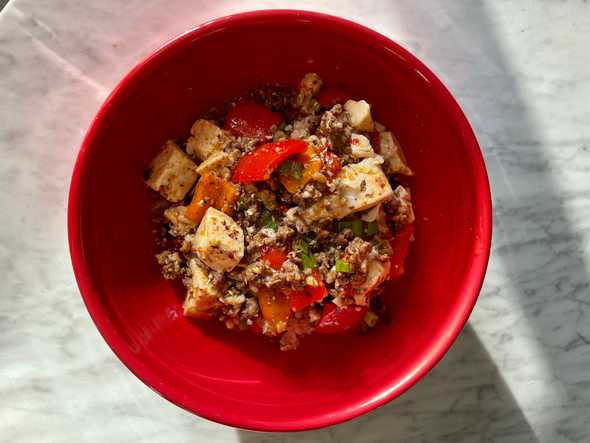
[
  {"xmin": 195, "ymin": 150, "xmax": 231, "ymax": 175},
  {"xmin": 145, "ymin": 140, "xmax": 198, "ymax": 202},
  {"xmin": 344, "ymin": 99, "xmax": 374, "ymax": 132},
  {"xmin": 379, "ymin": 131, "xmax": 413, "ymax": 176},
  {"xmin": 186, "ymin": 119, "xmax": 229, "ymax": 161},
  {"xmin": 183, "ymin": 259, "xmax": 221, "ymax": 317},
  {"xmin": 302, "ymin": 158, "xmax": 394, "ymax": 223},
  {"xmin": 191, "ymin": 207, "xmax": 244, "ymax": 272},
  {"xmin": 350, "ymin": 133, "xmax": 375, "ymax": 159},
  {"xmin": 352, "ymin": 259, "xmax": 391, "ymax": 305}
]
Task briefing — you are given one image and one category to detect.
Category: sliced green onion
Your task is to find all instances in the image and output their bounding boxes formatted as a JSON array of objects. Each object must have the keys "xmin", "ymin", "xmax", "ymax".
[
  {"xmin": 294, "ymin": 237, "xmax": 310, "ymax": 254},
  {"xmin": 278, "ymin": 160, "xmax": 303, "ymax": 180},
  {"xmin": 351, "ymin": 220, "xmax": 363, "ymax": 237},
  {"xmin": 335, "ymin": 259, "xmax": 353, "ymax": 273},
  {"xmin": 295, "ymin": 237, "xmax": 317, "ymax": 269},
  {"xmin": 337, "ymin": 220, "xmax": 351, "ymax": 232},
  {"xmin": 235, "ymin": 194, "xmax": 250, "ymax": 212},
  {"xmin": 259, "ymin": 208, "xmax": 278, "ymax": 230},
  {"xmin": 301, "ymin": 255, "xmax": 317, "ymax": 269},
  {"xmin": 365, "ymin": 221, "xmax": 378, "ymax": 236}
]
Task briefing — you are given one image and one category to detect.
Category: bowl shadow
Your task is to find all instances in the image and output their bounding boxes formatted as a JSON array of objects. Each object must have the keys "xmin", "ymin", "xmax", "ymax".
[{"xmin": 236, "ymin": 324, "xmax": 539, "ymax": 442}]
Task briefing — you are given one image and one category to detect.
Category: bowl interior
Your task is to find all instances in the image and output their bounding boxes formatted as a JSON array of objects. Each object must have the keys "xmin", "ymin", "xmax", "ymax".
[{"xmin": 70, "ymin": 11, "xmax": 490, "ymax": 431}]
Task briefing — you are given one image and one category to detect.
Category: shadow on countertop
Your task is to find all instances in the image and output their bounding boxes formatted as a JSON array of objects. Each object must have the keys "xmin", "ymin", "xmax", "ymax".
[
  {"xmin": 244, "ymin": 0, "xmax": 589, "ymax": 440},
  {"xmin": 237, "ymin": 324, "xmax": 538, "ymax": 443}
]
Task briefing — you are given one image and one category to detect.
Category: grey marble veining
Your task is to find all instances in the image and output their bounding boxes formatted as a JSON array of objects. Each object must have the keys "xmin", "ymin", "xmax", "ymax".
[{"xmin": 1, "ymin": 0, "xmax": 589, "ymax": 442}]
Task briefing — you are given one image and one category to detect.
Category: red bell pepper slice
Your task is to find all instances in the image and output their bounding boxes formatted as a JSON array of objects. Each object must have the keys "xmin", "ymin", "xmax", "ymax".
[
  {"xmin": 289, "ymin": 270, "xmax": 327, "ymax": 311},
  {"xmin": 224, "ymin": 101, "xmax": 282, "ymax": 140},
  {"xmin": 389, "ymin": 224, "xmax": 414, "ymax": 280},
  {"xmin": 315, "ymin": 304, "xmax": 367, "ymax": 334},
  {"xmin": 261, "ymin": 247, "xmax": 289, "ymax": 270},
  {"xmin": 232, "ymin": 139, "xmax": 307, "ymax": 183},
  {"xmin": 318, "ymin": 87, "xmax": 351, "ymax": 109}
]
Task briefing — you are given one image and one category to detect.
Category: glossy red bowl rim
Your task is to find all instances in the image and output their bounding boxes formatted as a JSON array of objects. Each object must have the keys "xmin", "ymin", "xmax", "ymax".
[{"xmin": 68, "ymin": 9, "xmax": 492, "ymax": 432}]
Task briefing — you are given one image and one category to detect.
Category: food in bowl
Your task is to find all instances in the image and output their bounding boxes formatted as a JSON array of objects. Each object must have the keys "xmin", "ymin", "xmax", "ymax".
[{"xmin": 144, "ymin": 73, "xmax": 415, "ymax": 350}]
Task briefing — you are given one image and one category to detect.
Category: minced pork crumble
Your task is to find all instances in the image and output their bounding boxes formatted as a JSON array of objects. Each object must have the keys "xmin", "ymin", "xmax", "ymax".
[{"xmin": 144, "ymin": 73, "xmax": 415, "ymax": 350}]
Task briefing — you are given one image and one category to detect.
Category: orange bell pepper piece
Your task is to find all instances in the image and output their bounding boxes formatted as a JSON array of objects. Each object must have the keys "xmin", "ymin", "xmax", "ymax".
[
  {"xmin": 186, "ymin": 173, "xmax": 239, "ymax": 223},
  {"xmin": 278, "ymin": 145, "xmax": 323, "ymax": 193},
  {"xmin": 257, "ymin": 288, "xmax": 291, "ymax": 334}
]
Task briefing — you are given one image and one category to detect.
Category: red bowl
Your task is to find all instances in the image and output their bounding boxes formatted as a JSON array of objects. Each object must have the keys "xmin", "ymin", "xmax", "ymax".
[{"xmin": 68, "ymin": 10, "xmax": 491, "ymax": 431}]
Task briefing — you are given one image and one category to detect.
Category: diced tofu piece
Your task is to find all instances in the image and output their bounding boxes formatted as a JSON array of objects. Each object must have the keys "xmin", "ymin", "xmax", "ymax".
[
  {"xmin": 391, "ymin": 185, "xmax": 415, "ymax": 226},
  {"xmin": 379, "ymin": 131, "xmax": 413, "ymax": 176},
  {"xmin": 195, "ymin": 150, "xmax": 231, "ymax": 175},
  {"xmin": 338, "ymin": 158, "xmax": 393, "ymax": 211},
  {"xmin": 186, "ymin": 119, "xmax": 229, "ymax": 161},
  {"xmin": 344, "ymin": 99, "xmax": 374, "ymax": 132},
  {"xmin": 183, "ymin": 259, "xmax": 221, "ymax": 318},
  {"xmin": 352, "ymin": 259, "xmax": 391, "ymax": 305},
  {"xmin": 299, "ymin": 72, "xmax": 323, "ymax": 96},
  {"xmin": 258, "ymin": 288, "xmax": 290, "ymax": 335},
  {"xmin": 350, "ymin": 133, "xmax": 375, "ymax": 159},
  {"xmin": 164, "ymin": 205, "xmax": 196, "ymax": 237},
  {"xmin": 302, "ymin": 158, "xmax": 394, "ymax": 223},
  {"xmin": 145, "ymin": 140, "xmax": 198, "ymax": 202},
  {"xmin": 191, "ymin": 207, "xmax": 244, "ymax": 272}
]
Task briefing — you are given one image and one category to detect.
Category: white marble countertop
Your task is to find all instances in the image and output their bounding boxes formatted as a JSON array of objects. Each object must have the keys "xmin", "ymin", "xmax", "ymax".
[{"xmin": 1, "ymin": 0, "xmax": 589, "ymax": 442}]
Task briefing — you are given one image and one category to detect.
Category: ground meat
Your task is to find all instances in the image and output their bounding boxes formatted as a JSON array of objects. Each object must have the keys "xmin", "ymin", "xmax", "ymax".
[
  {"xmin": 221, "ymin": 292, "xmax": 246, "ymax": 306},
  {"xmin": 283, "ymin": 207, "xmax": 311, "ymax": 234},
  {"xmin": 255, "ymin": 189, "xmax": 277, "ymax": 210},
  {"xmin": 291, "ymin": 181, "xmax": 326, "ymax": 207},
  {"xmin": 164, "ymin": 206, "xmax": 196, "ymax": 237},
  {"xmin": 279, "ymin": 309, "xmax": 316, "ymax": 351},
  {"xmin": 155, "ymin": 250, "xmax": 183, "ymax": 280},
  {"xmin": 332, "ymin": 237, "xmax": 374, "ymax": 292},
  {"xmin": 240, "ymin": 261, "xmax": 267, "ymax": 286},
  {"xmin": 289, "ymin": 115, "xmax": 320, "ymax": 140},
  {"xmin": 343, "ymin": 238, "xmax": 372, "ymax": 272},
  {"xmin": 245, "ymin": 222, "xmax": 295, "ymax": 254},
  {"xmin": 230, "ymin": 136, "xmax": 259, "ymax": 154},
  {"xmin": 241, "ymin": 297, "xmax": 260, "ymax": 319},
  {"xmin": 262, "ymin": 259, "xmax": 306, "ymax": 290},
  {"xmin": 148, "ymin": 72, "xmax": 415, "ymax": 351},
  {"xmin": 249, "ymin": 84, "xmax": 297, "ymax": 116},
  {"xmin": 280, "ymin": 330, "xmax": 300, "ymax": 351},
  {"xmin": 273, "ymin": 129, "xmax": 288, "ymax": 141},
  {"xmin": 386, "ymin": 185, "xmax": 415, "ymax": 228},
  {"xmin": 318, "ymin": 104, "xmax": 352, "ymax": 151},
  {"xmin": 295, "ymin": 91, "xmax": 320, "ymax": 116}
]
